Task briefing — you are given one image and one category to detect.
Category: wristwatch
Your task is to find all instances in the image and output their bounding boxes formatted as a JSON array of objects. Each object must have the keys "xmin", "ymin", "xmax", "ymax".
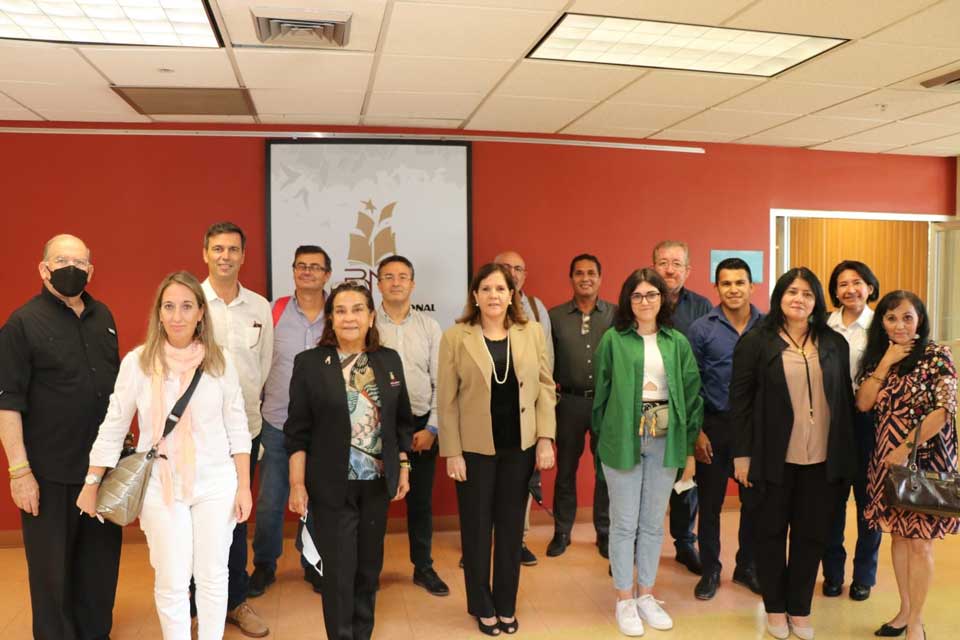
[{"xmin": 84, "ymin": 473, "xmax": 102, "ymax": 485}]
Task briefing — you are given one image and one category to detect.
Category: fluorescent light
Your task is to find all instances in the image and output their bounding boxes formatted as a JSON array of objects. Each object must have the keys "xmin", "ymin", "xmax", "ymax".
[
  {"xmin": 530, "ymin": 13, "xmax": 846, "ymax": 77},
  {"xmin": 0, "ymin": 0, "xmax": 218, "ymax": 46}
]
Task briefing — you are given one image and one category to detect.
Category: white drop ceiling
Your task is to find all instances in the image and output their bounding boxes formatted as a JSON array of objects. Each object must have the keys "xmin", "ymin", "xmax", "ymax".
[{"xmin": 0, "ymin": 0, "xmax": 959, "ymax": 157}]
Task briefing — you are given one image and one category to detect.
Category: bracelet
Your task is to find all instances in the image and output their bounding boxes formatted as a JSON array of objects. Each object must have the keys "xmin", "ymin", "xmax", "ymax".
[
  {"xmin": 8, "ymin": 461, "xmax": 30, "ymax": 474},
  {"xmin": 870, "ymin": 373, "xmax": 885, "ymax": 383},
  {"xmin": 9, "ymin": 469, "xmax": 33, "ymax": 480},
  {"xmin": 400, "ymin": 460, "xmax": 412, "ymax": 470}
]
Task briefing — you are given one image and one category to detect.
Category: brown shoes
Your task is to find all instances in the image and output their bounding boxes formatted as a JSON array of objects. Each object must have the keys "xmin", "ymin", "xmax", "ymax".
[{"xmin": 226, "ymin": 601, "xmax": 270, "ymax": 638}]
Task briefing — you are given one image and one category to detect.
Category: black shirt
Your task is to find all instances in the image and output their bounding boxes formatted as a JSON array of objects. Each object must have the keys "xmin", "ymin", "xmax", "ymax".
[
  {"xmin": 485, "ymin": 337, "xmax": 520, "ymax": 451},
  {"xmin": 0, "ymin": 287, "xmax": 120, "ymax": 483}
]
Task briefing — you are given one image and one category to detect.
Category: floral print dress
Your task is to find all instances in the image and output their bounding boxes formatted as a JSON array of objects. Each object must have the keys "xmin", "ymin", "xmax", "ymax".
[
  {"xmin": 863, "ymin": 343, "xmax": 959, "ymax": 539},
  {"xmin": 340, "ymin": 352, "xmax": 383, "ymax": 480}
]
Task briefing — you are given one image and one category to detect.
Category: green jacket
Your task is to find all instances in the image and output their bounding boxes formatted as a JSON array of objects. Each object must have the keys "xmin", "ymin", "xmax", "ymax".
[{"xmin": 591, "ymin": 325, "xmax": 704, "ymax": 470}]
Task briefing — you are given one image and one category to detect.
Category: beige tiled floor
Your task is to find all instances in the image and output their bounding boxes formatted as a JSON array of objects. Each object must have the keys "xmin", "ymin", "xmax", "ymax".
[{"xmin": 1, "ymin": 504, "xmax": 959, "ymax": 639}]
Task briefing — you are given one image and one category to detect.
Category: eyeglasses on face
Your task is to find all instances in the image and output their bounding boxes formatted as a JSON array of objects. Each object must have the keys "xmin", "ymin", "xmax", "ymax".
[
  {"xmin": 655, "ymin": 259, "xmax": 687, "ymax": 270},
  {"xmin": 630, "ymin": 291, "xmax": 661, "ymax": 303},
  {"xmin": 293, "ymin": 262, "xmax": 330, "ymax": 273},
  {"xmin": 49, "ymin": 256, "xmax": 90, "ymax": 270},
  {"xmin": 497, "ymin": 263, "xmax": 525, "ymax": 274}
]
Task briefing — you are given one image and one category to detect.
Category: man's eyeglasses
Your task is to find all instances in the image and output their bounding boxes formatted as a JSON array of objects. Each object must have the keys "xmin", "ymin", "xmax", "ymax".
[
  {"xmin": 498, "ymin": 263, "xmax": 525, "ymax": 274},
  {"xmin": 293, "ymin": 262, "xmax": 330, "ymax": 273},
  {"xmin": 630, "ymin": 291, "xmax": 661, "ymax": 303},
  {"xmin": 654, "ymin": 260, "xmax": 686, "ymax": 271},
  {"xmin": 49, "ymin": 256, "xmax": 90, "ymax": 270}
]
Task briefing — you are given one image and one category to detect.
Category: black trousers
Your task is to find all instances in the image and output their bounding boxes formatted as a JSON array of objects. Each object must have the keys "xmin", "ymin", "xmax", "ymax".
[
  {"xmin": 553, "ymin": 394, "xmax": 609, "ymax": 539},
  {"xmin": 21, "ymin": 477, "xmax": 122, "ymax": 640},
  {"xmin": 669, "ymin": 475, "xmax": 698, "ymax": 550},
  {"xmin": 756, "ymin": 463, "xmax": 843, "ymax": 616},
  {"xmin": 313, "ymin": 479, "xmax": 390, "ymax": 640},
  {"xmin": 457, "ymin": 448, "xmax": 534, "ymax": 618},
  {"xmin": 696, "ymin": 412, "xmax": 757, "ymax": 575},
  {"xmin": 405, "ymin": 414, "xmax": 438, "ymax": 571}
]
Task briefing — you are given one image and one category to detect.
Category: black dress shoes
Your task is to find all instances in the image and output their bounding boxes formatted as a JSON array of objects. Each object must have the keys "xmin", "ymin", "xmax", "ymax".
[
  {"xmin": 247, "ymin": 566, "xmax": 276, "ymax": 598},
  {"xmin": 874, "ymin": 623, "xmax": 906, "ymax": 637},
  {"xmin": 732, "ymin": 565, "xmax": 762, "ymax": 595},
  {"xmin": 694, "ymin": 570, "xmax": 721, "ymax": 600},
  {"xmin": 822, "ymin": 580, "xmax": 843, "ymax": 597},
  {"xmin": 597, "ymin": 535, "xmax": 609, "ymax": 559},
  {"xmin": 413, "ymin": 568, "xmax": 450, "ymax": 596},
  {"xmin": 546, "ymin": 532, "xmax": 570, "ymax": 557},
  {"xmin": 520, "ymin": 544, "xmax": 538, "ymax": 566},
  {"xmin": 850, "ymin": 582, "xmax": 872, "ymax": 601},
  {"xmin": 674, "ymin": 545, "xmax": 703, "ymax": 575}
]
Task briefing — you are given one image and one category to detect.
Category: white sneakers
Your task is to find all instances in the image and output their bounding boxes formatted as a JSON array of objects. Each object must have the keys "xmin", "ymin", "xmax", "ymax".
[
  {"xmin": 635, "ymin": 594, "xmax": 674, "ymax": 631},
  {"xmin": 616, "ymin": 598, "xmax": 645, "ymax": 636},
  {"xmin": 616, "ymin": 595, "xmax": 674, "ymax": 636}
]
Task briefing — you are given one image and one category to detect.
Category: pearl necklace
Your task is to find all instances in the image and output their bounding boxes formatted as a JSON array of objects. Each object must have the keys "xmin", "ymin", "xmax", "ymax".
[{"xmin": 484, "ymin": 332, "xmax": 511, "ymax": 385}]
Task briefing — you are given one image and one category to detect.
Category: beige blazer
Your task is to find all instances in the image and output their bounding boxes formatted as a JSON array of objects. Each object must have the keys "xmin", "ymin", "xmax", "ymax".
[{"xmin": 437, "ymin": 320, "xmax": 557, "ymax": 457}]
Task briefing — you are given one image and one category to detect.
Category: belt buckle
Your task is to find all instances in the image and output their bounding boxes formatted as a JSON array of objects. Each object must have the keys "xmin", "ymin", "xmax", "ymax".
[{"xmin": 584, "ymin": 389, "xmax": 594, "ymax": 399}]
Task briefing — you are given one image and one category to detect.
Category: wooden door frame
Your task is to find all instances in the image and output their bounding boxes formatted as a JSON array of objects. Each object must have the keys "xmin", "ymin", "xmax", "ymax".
[{"xmin": 928, "ymin": 220, "xmax": 960, "ymax": 343}]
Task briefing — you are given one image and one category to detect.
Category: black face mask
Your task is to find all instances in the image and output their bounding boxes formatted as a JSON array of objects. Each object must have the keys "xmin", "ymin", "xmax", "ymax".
[{"xmin": 49, "ymin": 265, "xmax": 89, "ymax": 297}]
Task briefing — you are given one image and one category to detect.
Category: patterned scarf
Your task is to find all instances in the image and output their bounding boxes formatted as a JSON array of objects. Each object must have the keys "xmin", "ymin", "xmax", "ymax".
[{"xmin": 150, "ymin": 340, "xmax": 205, "ymax": 505}]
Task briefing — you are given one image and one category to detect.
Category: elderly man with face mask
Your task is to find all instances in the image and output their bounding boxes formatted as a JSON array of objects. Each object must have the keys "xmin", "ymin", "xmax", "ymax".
[{"xmin": 0, "ymin": 234, "xmax": 123, "ymax": 640}]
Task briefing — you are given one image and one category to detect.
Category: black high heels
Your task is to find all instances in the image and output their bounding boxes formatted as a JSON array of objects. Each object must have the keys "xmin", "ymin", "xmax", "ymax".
[
  {"xmin": 477, "ymin": 616, "xmax": 501, "ymax": 636},
  {"xmin": 874, "ymin": 623, "xmax": 906, "ymax": 637},
  {"xmin": 498, "ymin": 617, "xmax": 519, "ymax": 634}
]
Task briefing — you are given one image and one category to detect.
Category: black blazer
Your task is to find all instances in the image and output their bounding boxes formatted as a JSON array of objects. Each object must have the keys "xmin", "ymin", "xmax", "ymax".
[
  {"xmin": 730, "ymin": 325, "xmax": 856, "ymax": 487},
  {"xmin": 284, "ymin": 345, "xmax": 414, "ymax": 509}
]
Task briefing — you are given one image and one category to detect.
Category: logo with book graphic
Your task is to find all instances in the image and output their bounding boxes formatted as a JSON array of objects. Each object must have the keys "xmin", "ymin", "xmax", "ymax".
[{"xmin": 344, "ymin": 199, "xmax": 397, "ymax": 291}]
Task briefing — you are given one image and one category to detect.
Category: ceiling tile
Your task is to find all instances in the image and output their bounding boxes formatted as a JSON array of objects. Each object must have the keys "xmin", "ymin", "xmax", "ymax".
[
  {"xmin": 735, "ymin": 133, "xmax": 820, "ymax": 147},
  {"xmin": 572, "ymin": 102, "xmax": 700, "ymax": 130},
  {"xmin": 401, "ymin": 0, "xmax": 567, "ymax": 8},
  {"xmin": 611, "ymin": 70, "xmax": 763, "ymax": 108},
  {"xmin": 885, "ymin": 144, "xmax": 960, "ymax": 156},
  {"xmin": 362, "ymin": 116, "xmax": 463, "ymax": 128},
  {"xmin": 754, "ymin": 115, "xmax": 884, "ymax": 140},
  {"xmin": 0, "ymin": 91, "xmax": 32, "ymax": 114},
  {"xmin": 781, "ymin": 41, "xmax": 960, "ymax": 87},
  {"xmin": 79, "ymin": 48, "xmax": 238, "ymax": 88},
  {"xmin": 0, "ymin": 110, "xmax": 42, "ymax": 121},
  {"xmin": 719, "ymin": 80, "xmax": 870, "ymax": 115},
  {"xmin": 257, "ymin": 115, "xmax": 360, "ymax": 125},
  {"xmin": 727, "ymin": 0, "xmax": 936, "ymax": 39},
  {"xmin": 665, "ymin": 108, "xmax": 795, "ymax": 136},
  {"xmin": 383, "ymin": 3, "xmax": 555, "ymax": 58},
  {"xmin": 495, "ymin": 60, "xmax": 641, "ymax": 100},
  {"xmin": 834, "ymin": 120, "xmax": 960, "ymax": 146},
  {"xmin": 366, "ymin": 91, "xmax": 482, "ymax": 118},
  {"xmin": 560, "ymin": 124, "xmax": 657, "ymax": 138},
  {"xmin": 0, "ymin": 42, "xmax": 104, "ymax": 85},
  {"xmin": 249, "ymin": 89, "xmax": 364, "ymax": 116},
  {"xmin": 567, "ymin": 0, "xmax": 752, "ymax": 24},
  {"xmin": 220, "ymin": 0, "xmax": 387, "ymax": 50},
  {"xmin": 235, "ymin": 50, "xmax": 374, "ymax": 92},
  {"xmin": 812, "ymin": 140, "xmax": 902, "ymax": 153},
  {"xmin": 816, "ymin": 89, "xmax": 960, "ymax": 121},
  {"xmin": 149, "ymin": 115, "xmax": 257, "ymax": 123},
  {"xmin": 0, "ymin": 83, "xmax": 133, "ymax": 114},
  {"xmin": 906, "ymin": 102, "xmax": 960, "ymax": 126},
  {"xmin": 40, "ymin": 111, "xmax": 151, "ymax": 123},
  {"xmin": 466, "ymin": 95, "xmax": 593, "ymax": 132},
  {"xmin": 890, "ymin": 61, "xmax": 960, "ymax": 92},
  {"xmin": 650, "ymin": 129, "xmax": 741, "ymax": 142},
  {"xmin": 373, "ymin": 55, "xmax": 513, "ymax": 93},
  {"xmin": 868, "ymin": 0, "xmax": 960, "ymax": 48}
]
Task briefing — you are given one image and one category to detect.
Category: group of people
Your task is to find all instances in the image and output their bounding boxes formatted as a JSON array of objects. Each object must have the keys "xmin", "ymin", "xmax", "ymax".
[{"xmin": 0, "ymin": 228, "xmax": 956, "ymax": 640}]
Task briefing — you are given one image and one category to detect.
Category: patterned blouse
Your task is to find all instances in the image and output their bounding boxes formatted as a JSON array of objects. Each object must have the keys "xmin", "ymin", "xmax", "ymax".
[{"xmin": 340, "ymin": 352, "xmax": 383, "ymax": 480}]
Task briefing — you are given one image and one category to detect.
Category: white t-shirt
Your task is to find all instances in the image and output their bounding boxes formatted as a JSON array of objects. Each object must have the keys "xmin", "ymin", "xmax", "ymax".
[
  {"xmin": 641, "ymin": 333, "xmax": 668, "ymax": 401},
  {"xmin": 827, "ymin": 306, "xmax": 874, "ymax": 388}
]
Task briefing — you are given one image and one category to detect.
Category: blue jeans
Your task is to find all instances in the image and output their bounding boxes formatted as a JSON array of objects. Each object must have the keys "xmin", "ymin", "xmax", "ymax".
[
  {"xmin": 603, "ymin": 435, "xmax": 678, "ymax": 591},
  {"xmin": 252, "ymin": 421, "xmax": 312, "ymax": 574}
]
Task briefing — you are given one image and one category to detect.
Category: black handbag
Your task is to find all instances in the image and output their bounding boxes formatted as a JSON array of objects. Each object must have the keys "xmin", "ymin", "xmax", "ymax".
[
  {"xmin": 883, "ymin": 420, "xmax": 960, "ymax": 519},
  {"xmin": 96, "ymin": 367, "xmax": 203, "ymax": 526}
]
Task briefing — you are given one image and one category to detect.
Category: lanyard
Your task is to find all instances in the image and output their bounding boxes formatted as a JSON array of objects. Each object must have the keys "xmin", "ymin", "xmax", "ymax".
[{"xmin": 785, "ymin": 329, "xmax": 815, "ymax": 423}]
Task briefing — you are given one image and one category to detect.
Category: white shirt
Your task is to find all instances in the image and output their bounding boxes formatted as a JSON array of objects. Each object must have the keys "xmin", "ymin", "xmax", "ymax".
[
  {"xmin": 202, "ymin": 279, "xmax": 273, "ymax": 439},
  {"xmin": 376, "ymin": 305, "xmax": 442, "ymax": 427},
  {"xmin": 641, "ymin": 333, "xmax": 668, "ymax": 401},
  {"xmin": 89, "ymin": 348, "xmax": 251, "ymax": 483},
  {"xmin": 520, "ymin": 292, "xmax": 554, "ymax": 371},
  {"xmin": 827, "ymin": 306, "xmax": 874, "ymax": 388}
]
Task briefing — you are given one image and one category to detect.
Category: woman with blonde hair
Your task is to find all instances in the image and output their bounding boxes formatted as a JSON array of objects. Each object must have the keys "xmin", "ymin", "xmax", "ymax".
[{"xmin": 77, "ymin": 271, "xmax": 252, "ymax": 640}]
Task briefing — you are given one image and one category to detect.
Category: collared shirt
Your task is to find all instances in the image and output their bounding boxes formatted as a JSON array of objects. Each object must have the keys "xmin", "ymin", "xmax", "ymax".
[
  {"xmin": 670, "ymin": 287, "xmax": 712, "ymax": 337},
  {"xmin": 261, "ymin": 295, "xmax": 324, "ymax": 429},
  {"xmin": 548, "ymin": 298, "xmax": 615, "ymax": 392},
  {"xmin": 520, "ymin": 292, "xmax": 554, "ymax": 370},
  {"xmin": 376, "ymin": 305, "xmax": 441, "ymax": 429},
  {"xmin": 688, "ymin": 304, "xmax": 763, "ymax": 413},
  {"xmin": 201, "ymin": 278, "xmax": 273, "ymax": 439},
  {"xmin": 827, "ymin": 306, "xmax": 874, "ymax": 388},
  {"xmin": 0, "ymin": 287, "xmax": 120, "ymax": 483}
]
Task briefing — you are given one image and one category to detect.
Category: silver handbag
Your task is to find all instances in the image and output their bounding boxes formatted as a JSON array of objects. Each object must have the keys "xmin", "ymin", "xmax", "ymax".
[{"xmin": 96, "ymin": 367, "xmax": 203, "ymax": 526}]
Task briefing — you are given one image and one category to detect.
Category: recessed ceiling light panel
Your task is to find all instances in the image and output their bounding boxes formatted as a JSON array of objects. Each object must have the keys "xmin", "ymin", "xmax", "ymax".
[
  {"xmin": 0, "ymin": 0, "xmax": 220, "ymax": 47},
  {"xmin": 529, "ymin": 13, "xmax": 846, "ymax": 77}
]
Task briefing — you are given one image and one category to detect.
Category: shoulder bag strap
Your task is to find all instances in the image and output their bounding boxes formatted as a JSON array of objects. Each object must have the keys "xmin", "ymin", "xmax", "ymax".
[{"xmin": 161, "ymin": 367, "xmax": 204, "ymax": 440}]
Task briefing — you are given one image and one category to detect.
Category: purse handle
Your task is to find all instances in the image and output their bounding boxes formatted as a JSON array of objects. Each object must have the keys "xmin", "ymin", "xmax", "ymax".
[
  {"xmin": 907, "ymin": 420, "xmax": 923, "ymax": 473},
  {"xmin": 156, "ymin": 367, "xmax": 204, "ymax": 446}
]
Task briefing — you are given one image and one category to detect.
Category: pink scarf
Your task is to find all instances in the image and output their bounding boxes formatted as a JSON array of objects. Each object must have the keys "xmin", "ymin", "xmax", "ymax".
[{"xmin": 151, "ymin": 341, "xmax": 205, "ymax": 505}]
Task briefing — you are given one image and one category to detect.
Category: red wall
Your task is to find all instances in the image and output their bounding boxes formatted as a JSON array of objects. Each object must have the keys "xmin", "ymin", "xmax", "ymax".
[{"xmin": 0, "ymin": 126, "xmax": 954, "ymax": 532}]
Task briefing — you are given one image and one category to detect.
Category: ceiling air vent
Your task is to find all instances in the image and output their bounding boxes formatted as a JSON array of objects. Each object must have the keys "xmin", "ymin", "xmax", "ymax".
[
  {"xmin": 251, "ymin": 7, "xmax": 351, "ymax": 48},
  {"xmin": 921, "ymin": 68, "xmax": 960, "ymax": 90}
]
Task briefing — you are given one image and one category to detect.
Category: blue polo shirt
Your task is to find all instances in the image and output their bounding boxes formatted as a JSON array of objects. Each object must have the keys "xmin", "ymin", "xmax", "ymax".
[{"xmin": 687, "ymin": 304, "xmax": 763, "ymax": 413}]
